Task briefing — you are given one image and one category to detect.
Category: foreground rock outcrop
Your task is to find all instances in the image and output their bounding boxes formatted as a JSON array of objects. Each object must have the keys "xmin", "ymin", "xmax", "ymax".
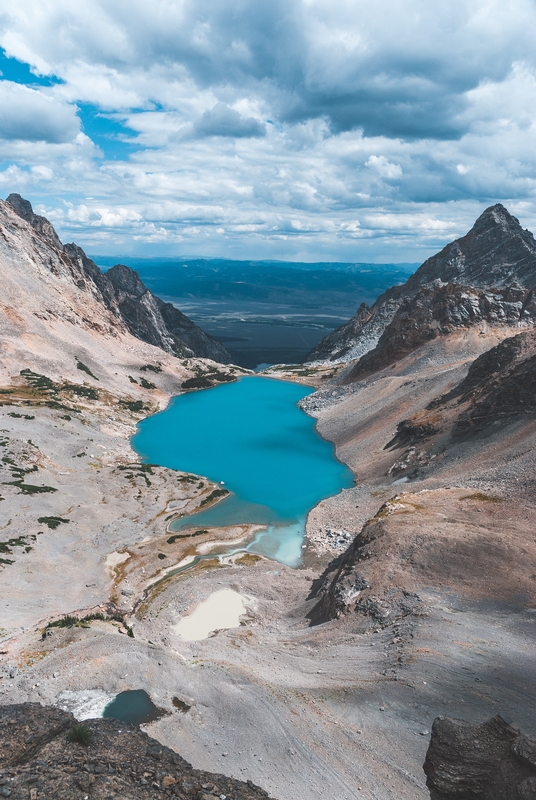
[
  {"xmin": 306, "ymin": 204, "xmax": 536, "ymax": 364},
  {"xmin": 424, "ymin": 714, "xmax": 536, "ymax": 800},
  {"xmin": 0, "ymin": 703, "xmax": 271, "ymax": 799},
  {"xmin": 309, "ymin": 487, "xmax": 536, "ymax": 625}
]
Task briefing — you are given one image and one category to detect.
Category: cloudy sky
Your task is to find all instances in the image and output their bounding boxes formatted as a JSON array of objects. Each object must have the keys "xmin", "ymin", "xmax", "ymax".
[{"xmin": 1, "ymin": 0, "xmax": 536, "ymax": 262}]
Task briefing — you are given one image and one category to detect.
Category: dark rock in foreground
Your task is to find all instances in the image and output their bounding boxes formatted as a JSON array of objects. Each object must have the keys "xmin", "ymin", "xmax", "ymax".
[
  {"xmin": 0, "ymin": 703, "xmax": 271, "ymax": 799},
  {"xmin": 424, "ymin": 714, "xmax": 536, "ymax": 799}
]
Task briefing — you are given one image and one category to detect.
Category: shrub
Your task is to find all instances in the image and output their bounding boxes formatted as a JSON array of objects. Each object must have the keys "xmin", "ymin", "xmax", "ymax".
[
  {"xmin": 76, "ymin": 359, "xmax": 99, "ymax": 380},
  {"xmin": 120, "ymin": 400, "xmax": 149, "ymax": 413},
  {"xmin": 5, "ymin": 481, "xmax": 57, "ymax": 494},
  {"xmin": 37, "ymin": 516, "xmax": 70, "ymax": 529},
  {"xmin": 182, "ymin": 376, "xmax": 213, "ymax": 389},
  {"xmin": 63, "ymin": 384, "xmax": 99, "ymax": 400},
  {"xmin": 20, "ymin": 369, "xmax": 56, "ymax": 392},
  {"xmin": 67, "ymin": 723, "xmax": 93, "ymax": 746}
]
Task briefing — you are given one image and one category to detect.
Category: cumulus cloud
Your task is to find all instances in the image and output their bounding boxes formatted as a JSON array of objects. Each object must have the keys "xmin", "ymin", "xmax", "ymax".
[
  {"xmin": 366, "ymin": 156, "xmax": 402, "ymax": 180},
  {"xmin": 0, "ymin": 81, "xmax": 79, "ymax": 142},
  {"xmin": 187, "ymin": 103, "xmax": 266, "ymax": 139},
  {"xmin": 4, "ymin": 0, "xmax": 536, "ymax": 139},
  {"xmin": 1, "ymin": 0, "xmax": 536, "ymax": 258}
]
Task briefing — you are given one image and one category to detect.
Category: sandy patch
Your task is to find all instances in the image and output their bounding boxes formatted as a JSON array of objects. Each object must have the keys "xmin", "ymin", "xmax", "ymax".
[
  {"xmin": 173, "ymin": 589, "xmax": 252, "ymax": 641},
  {"xmin": 106, "ymin": 551, "xmax": 131, "ymax": 580}
]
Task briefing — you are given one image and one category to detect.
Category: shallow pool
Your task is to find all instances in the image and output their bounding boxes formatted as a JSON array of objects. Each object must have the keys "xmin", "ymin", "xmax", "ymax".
[
  {"xmin": 132, "ymin": 376, "xmax": 353, "ymax": 566},
  {"xmin": 102, "ymin": 689, "xmax": 164, "ymax": 725}
]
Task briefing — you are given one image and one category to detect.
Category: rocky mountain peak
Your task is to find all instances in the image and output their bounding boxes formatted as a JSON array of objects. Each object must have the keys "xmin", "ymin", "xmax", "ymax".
[
  {"xmin": 472, "ymin": 202, "xmax": 523, "ymax": 235},
  {"xmin": 404, "ymin": 202, "xmax": 536, "ymax": 291},
  {"xmin": 6, "ymin": 192, "xmax": 34, "ymax": 219},
  {"xmin": 306, "ymin": 203, "xmax": 536, "ymax": 365},
  {"xmin": 0, "ymin": 193, "xmax": 231, "ymax": 365},
  {"xmin": 5, "ymin": 192, "xmax": 63, "ymax": 250},
  {"xmin": 106, "ymin": 263, "xmax": 147, "ymax": 297}
]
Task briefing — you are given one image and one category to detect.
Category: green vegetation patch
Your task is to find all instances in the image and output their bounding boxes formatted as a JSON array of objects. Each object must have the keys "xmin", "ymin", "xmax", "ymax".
[
  {"xmin": 199, "ymin": 488, "xmax": 229, "ymax": 507},
  {"xmin": 76, "ymin": 359, "xmax": 98, "ymax": 380},
  {"xmin": 140, "ymin": 364, "xmax": 162, "ymax": 373},
  {"xmin": 43, "ymin": 611, "xmax": 134, "ymax": 639},
  {"xmin": 182, "ymin": 376, "xmax": 213, "ymax": 389},
  {"xmin": 7, "ymin": 412, "xmax": 34, "ymax": 420},
  {"xmin": 44, "ymin": 400, "xmax": 80, "ymax": 413},
  {"xmin": 4, "ymin": 478, "xmax": 56, "ymax": 494},
  {"xmin": 67, "ymin": 723, "xmax": 93, "ymax": 746},
  {"xmin": 119, "ymin": 399, "xmax": 150, "ymax": 413},
  {"xmin": 140, "ymin": 377, "xmax": 156, "ymax": 390},
  {"xmin": 0, "ymin": 534, "xmax": 36, "ymax": 554},
  {"xmin": 460, "ymin": 492, "xmax": 503, "ymax": 503},
  {"xmin": 178, "ymin": 474, "xmax": 198, "ymax": 483},
  {"xmin": 167, "ymin": 529, "xmax": 208, "ymax": 544},
  {"xmin": 182, "ymin": 370, "xmax": 235, "ymax": 390},
  {"xmin": 63, "ymin": 384, "xmax": 99, "ymax": 400},
  {"xmin": 157, "ymin": 552, "xmax": 167, "ymax": 559},
  {"xmin": 37, "ymin": 516, "xmax": 70, "ymax": 529},
  {"xmin": 20, "ymin": 369, "xmax": 56, "ymax": 392},
  {"xmin": 117, "ymin": 463, "xmax": 156, "ymax": 487}
]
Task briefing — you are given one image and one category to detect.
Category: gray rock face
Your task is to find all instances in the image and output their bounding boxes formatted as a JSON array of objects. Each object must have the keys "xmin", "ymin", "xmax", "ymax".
[
  {"xmin": 6, "ymin": 192, "xmax": 63, "ymax": 250},
  {"xmin": 344, "ymin": 282, "xmax": 536, "ymax": 382},
  {"xmin": 306, "ymin": 204, "xmax": 536, "ymax": 364},
  {"xmin": 408, "ymin": 204, "xmax": 536, "ymax": 291},
  {"xmin": 106, "ymin": 264, "xmax": 231, "ymax": 362},
  {"xmin": 305, "ymin": 297, "xmax": 401, "ymax": 363},
  {"xmin": 4, "ymin": 195, "xmax": 231, "ymax": 364},
  {"xmin": 424, "ymin": 714, "xmax": 536, "ymax": 799}
]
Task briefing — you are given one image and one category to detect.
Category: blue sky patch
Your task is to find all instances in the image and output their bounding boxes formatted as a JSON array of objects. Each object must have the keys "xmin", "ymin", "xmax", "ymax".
[{"xmin": 0, "ymin": 48, "xmax": 63, "ymax": 86}]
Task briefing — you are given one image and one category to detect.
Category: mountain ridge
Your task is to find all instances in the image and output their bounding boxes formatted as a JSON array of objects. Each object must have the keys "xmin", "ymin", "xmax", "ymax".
[
  {"xmin": 305, "ymin": 204, "xmax": 536, "ymax": 364},
  {"xmin": 4, "ymin": 194, "xmax": 230, "ymax": 366}
]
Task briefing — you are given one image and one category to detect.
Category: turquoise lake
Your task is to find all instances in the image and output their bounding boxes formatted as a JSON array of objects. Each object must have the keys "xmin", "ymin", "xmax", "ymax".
[{"xmin": 131, "ymin": 376, "xmax": 353, "ymax": 566}]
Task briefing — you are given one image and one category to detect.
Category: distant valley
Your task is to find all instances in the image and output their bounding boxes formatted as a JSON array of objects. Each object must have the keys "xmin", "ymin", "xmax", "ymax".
[{"xmin": 95, "ymin": 256, "xmax": 416, "ymax": 368}]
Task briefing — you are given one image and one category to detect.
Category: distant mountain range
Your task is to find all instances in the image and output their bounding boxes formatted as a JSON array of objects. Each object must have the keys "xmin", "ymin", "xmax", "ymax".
[{"xmin": 94, "ymin": 256, "xmax": 417, "ymax": 313}]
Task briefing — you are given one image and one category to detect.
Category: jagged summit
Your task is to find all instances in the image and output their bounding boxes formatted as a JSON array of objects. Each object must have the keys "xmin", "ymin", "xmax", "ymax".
[
  {"xmin": 306, "ymin": 203, "xmax": 536, "ymax": 365},
  {"xmin": 404, "ymin": 202, "xmax": 536, "ymax": 291},
  {"xmin": 6, "ymin": 192, "xmax": 34, "ymax": 218},
  {"xmin": 6, "ymin": 192, "xmax": 63, "ymax": 249},
  {"xmin": 106, "ymin": 263, "xmax": 147, "ymax": 297}
]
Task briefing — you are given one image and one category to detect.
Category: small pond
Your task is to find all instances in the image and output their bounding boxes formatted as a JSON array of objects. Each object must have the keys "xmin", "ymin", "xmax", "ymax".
[{"xmin": 102, "ymin": 689, "xmax": 164, "ymax": 725}]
